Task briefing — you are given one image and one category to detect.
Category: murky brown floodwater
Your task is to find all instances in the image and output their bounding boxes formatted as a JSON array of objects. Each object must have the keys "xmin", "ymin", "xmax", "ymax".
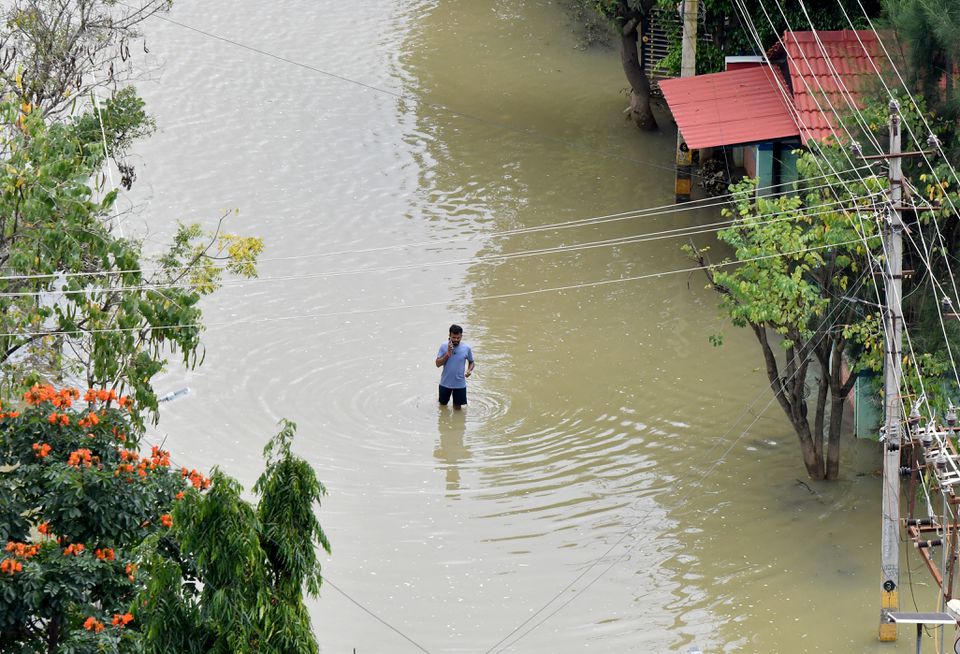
[{"xmin": 125, "ymin": 0, "xmax": 926, "ymax": 651}]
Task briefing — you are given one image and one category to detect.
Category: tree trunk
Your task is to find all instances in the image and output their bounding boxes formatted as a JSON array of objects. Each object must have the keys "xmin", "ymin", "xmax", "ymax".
[
  {"xmin": 752, "ymin": 326, "xmax": 824, "ymax": 479},
  {"xmin": 825, "ymin": 338, "xmax": 856, "ymax": 481},
  {"xmin": 619, "ymin": 21, "xmax": 657, "ymax": 131},
  {"xmin": 46, "ymin": 614, "xmax": 61, "ymax": 653},
  {"xmin": 797, "ymin": 418, "xmax": 825, "ymax": 480},
  {"xmin": 813, "ymin": 369, "xmax": 829, "ymax": 469},
  {"xmin": 826, "ymin": 392, "xmax": 845, "ymax": 480}
]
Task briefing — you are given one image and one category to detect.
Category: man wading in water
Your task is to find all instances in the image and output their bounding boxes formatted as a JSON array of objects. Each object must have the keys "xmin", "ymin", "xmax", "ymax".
[{"xmin": 436, "ymin": 324, "xmax": 475, "ymax": 410}]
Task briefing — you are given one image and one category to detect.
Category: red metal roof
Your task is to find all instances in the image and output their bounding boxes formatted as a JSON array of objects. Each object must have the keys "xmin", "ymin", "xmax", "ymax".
[
  {"xmin": 659, "ymin": 30, "xmax": 893, "ymax": 149},
  {"xmin": 659, "ymin": 66, "xmax": 799, "ymax": 149},
  {"xmin": 782, "ymin": 30, "xmax": 889, "ymax": 143}
]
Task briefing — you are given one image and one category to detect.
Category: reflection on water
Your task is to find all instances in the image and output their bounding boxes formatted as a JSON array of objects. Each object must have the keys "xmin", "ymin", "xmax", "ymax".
[{"xmin": 435, "ymin": 407, "xmax": 470, "ymax": 493}]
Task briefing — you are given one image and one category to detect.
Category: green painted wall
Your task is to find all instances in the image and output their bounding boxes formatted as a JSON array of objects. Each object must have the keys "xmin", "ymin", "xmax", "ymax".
[{"xmin": 756, "ymin": 143, "xmax": 774, "ymax": 196}]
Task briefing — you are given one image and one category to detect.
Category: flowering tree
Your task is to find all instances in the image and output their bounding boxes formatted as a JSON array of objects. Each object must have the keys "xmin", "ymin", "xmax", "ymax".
[
  {"xmin": 0, "ymin": 384, "xmax": 183, "ymax": 650},
  {"xmin": 0, "ymin": 387, "xmax": 330, "ymax": 652}
]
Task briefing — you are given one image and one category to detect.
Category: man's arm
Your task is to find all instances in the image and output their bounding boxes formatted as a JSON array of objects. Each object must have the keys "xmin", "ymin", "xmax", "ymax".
[
  {"xmin": 436, "ymin": 344, "xmax": 452, "ymax": 368},
  {"xmin": 465, "ymin": 359, "xmax": 475, "ymax": 377}
]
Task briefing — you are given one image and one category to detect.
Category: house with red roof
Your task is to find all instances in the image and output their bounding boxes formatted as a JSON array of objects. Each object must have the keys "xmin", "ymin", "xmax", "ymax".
[{"xmin": 659, "ymin": 30, "xmax": 893, "ymax": 194}]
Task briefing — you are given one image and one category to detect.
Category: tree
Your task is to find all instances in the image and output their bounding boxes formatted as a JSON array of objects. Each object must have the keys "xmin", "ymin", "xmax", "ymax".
[
  {"xmin": 593, "ymin": 0, "xmax": 659, "ymax": 130},
  {"xmin": 137, "ymin": 420, "xmax": 331, "ymax": 654},
  {"xmin": 0, "ymin": 0, "xmax": 263, "ymax": 422},
  {"xmin": 0, "ymin": 99, "xmax": 262, "ymax": 423},
  {"xmin": 884, "ymin": 0, "xmax": 960, "ymax": 119},
  {"xmin": 688, "ymin": 151, "xmax": 884, "ymax": 479},
  {"xmin": 0, "ymin": 0, "xmax": 174, "ymax": 119},
  {"xmin": 0, "ymin": 384, "xmax": 182, "ymax": 651},
  {"xmin": 0, "ymin": 385, "xmax": 330, "ymax": 653}
]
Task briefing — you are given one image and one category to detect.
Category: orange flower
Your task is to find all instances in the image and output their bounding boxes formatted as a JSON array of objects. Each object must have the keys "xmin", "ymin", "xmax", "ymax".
[
  {"xmin": 0, "ymin": 558, "xmax": 22, "ymax": 575},
  {"xmin": 160, "ymin": 514, "xmax": 173, "ymax": 528},
  {"xmin": 59, "ymin": 414, "xmax": 69, "ymax": 426},
  {"xmin": 78, "ymin": 411, "xmax": 100, "ymax": 428},
  {"xmin": 67, "ymin": 449, "xmax": 93, "ymax": 468},
  {"xmin": 83, "ymin": 616, "xmax": 104, "ymax": 632},
  {"xmin": 24, "ymin": 384, "xmax": 54, "ymax": 406},
  {"xmin": 111, "ymin": 612, "xmax": 134, "ymax": 627},
  {"xmin": 63, "ymin": 543, "xmax": 85, "ymax": 556},
  {"xmin": 6, "ymin": 542, "xmax": 40, "ymax": 558},
  {"xmin": 47, "ymin": 412, "xmax": 58, "ymax": 425},
  {"xmin": 37, "ymin": 522, "xmax": 50, "ymax": 535},
  {"xmin": 95, "ymin": 548, "xmax": 115, "ymax": 561},
  {"xmin": 183, "ymin": 469, "xmax": 210, "ymax": 490},
  {"xmin": 150, "ymin": 446, "xmax": 171, "ymax": 467},
  {"xmin": 175, "ymin": 491, "xmax": 185, "ymax": 501},
  {"xmin": 24, "ymin": 385, "xmax": 79, "ymax": 406},
  {"xmin": 32, "ymin": 443, "xmax": 51, "ymax": 458},
  {"xmin": 125, "ymin": 562, "xmax": 137, "ymax": 581}
]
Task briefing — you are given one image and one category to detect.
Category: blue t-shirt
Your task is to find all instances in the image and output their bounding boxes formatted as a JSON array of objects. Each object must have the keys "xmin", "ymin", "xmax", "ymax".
[{"xmin": 438, "ymin": 341, "xmax": 474, "ymax": 389}]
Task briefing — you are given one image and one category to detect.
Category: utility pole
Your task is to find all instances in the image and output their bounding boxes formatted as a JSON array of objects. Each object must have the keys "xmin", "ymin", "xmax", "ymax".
[
  {"xmin": 674, "ymin": 0, "xmax": 697, "ymax": 203},
  {"xmin": 879, "ymin": 98, "xmax": 905, "ymax": 642}
]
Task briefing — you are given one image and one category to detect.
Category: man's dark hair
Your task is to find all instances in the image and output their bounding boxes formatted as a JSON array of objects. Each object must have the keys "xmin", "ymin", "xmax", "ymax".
[{"xmin": 449, "ymin": 324, "xmax": 463, "ymax": 335}]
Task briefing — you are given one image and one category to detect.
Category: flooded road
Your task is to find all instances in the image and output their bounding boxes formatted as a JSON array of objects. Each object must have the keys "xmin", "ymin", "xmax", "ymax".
[{"xmin": 128, "ymin": 0, "xmax": 923, "ymax": 651}]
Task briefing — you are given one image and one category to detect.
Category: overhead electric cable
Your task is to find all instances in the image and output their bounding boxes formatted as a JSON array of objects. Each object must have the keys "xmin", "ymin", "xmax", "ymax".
[
  {"xmin": 0, "ymin": 169, "xmax": 881, "ymax": 285},
  {"xmin": 0, "ymin": 194, "xmax": 884, "ymax": 297},
  {"xmin": 0, "ymin": 235, "xmax": 881, "ymax": 339},
  {"xmin": 838, "ymin": 1, "xmax": 960, "ymax": 309}
]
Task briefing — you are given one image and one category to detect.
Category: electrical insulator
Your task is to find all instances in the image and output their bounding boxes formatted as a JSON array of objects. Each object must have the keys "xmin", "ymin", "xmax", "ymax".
[
  {"xmin": 909, "ymin": 405, "xmax": 922, "ymax": 426},
  {"xmin": 917, "ymin": 539, "xmax": 943, "ymax": 549}
]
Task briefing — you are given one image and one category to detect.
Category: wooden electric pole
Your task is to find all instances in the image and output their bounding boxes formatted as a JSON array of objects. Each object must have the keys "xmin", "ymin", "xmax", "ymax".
[
  {"xmin": 674, "ymin": 0, "xmax": 697, "ymax": 203},
  {"xmin": 879, "ymin": 98, "xmax": 905, "ymax": 643}
]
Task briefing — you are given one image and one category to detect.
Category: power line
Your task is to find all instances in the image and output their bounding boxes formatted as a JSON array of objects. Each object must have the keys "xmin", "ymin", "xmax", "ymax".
[
  {"xmin": 0, "ymin": 192, "xmax": 884, "ymax": 297},
  {"xmin": 0, "ymin": 235, "xmax": 882, "ymax": 339},
  {"xmin": 324, "ymin": 577, "xmax": 432, "ymax": 654},
  {"xmin": 0, "ymin": 171, "xmax": 880, "ymax": 286}
]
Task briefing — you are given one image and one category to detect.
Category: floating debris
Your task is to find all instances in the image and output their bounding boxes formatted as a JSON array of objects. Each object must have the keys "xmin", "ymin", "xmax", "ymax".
[{"xmin": 158, "ymin": 387, "xmax": 191, "ymax": 403}]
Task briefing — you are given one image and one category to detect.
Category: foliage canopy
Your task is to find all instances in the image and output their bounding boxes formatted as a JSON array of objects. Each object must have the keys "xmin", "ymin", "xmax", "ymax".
[{"xmin": 0, "ymin": 387, "xmax": 330, "ymax": 653}]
